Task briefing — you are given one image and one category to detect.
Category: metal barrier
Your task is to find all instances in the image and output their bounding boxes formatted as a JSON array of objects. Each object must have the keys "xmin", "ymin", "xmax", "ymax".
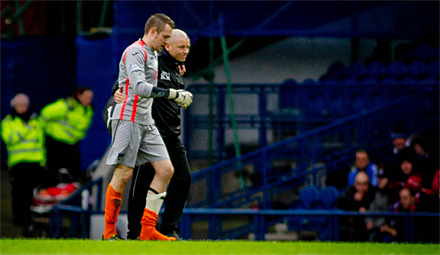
[
  {"xmin": 180, "ymin": 208, "xmax": 440, "ymax": 242},
  {"xmin": 49, "ymin": 177, "xmax": 103, "ymax": 238}
]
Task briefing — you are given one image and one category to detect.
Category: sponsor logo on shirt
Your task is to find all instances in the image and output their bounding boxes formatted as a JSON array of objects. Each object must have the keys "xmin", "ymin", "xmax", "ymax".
[{"xmin": 160, "ymin": 71, "xmax": 171, "ymax": 81}]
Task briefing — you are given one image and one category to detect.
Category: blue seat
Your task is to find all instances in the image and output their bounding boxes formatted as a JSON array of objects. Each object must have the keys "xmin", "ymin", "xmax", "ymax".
[
  {"xmin": 410, "ymin": 44, "xmax": 434, "ymax": 62},
  {"xmin": 298, "ymin": 185, "xmax": 320, "ymax": 209},
  {"xmin": 385, "ymin": 61, "xmax": 406, "ymax": 79},
  {"xmin": 378, "ymin": 77, "xmax": 397, "ymax": 86},
  {"xmin": 301, "ymin": 78, "xmax": 316, "ymax": 86},
  {"xmin": 418, "ymin": 77, "xmax": 437, "ymax": 85},
  {"xmin": 341, "ymin": 78, "xmax": 357, "ymax": 85},
  {"xmin": 406, "ymin": 60, "xmax": 427, "ymax": 79},
  {"xmin": 358, "ymin": 77, "xmax": 377, "ymax": 86},
  {"xmin": 345, "ymin": 62, "xmax": 366, "ymax": 79},
  {"xmin": 319, "ymin": 78, "xmax": 339, "ymax": 86},
  {"xmin": 426, "ymin": 60, "xmax": 439, "ymax": 79},
  {"xmin": 399, "ymin": 77, "xmax": 416, "ymax": 85},
  {"xmin": 365, "ymin": 62, "xmax": 386, "ymax": 79},
  {"xmin": 319, "ymin": 186, "xmax": 340, "ymax": 209}
]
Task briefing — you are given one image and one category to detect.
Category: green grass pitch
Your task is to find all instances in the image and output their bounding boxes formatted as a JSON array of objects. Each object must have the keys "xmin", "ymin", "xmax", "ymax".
[{"xmin": 1, "ymin": 239, "xmax": 439, "ymax": 255}]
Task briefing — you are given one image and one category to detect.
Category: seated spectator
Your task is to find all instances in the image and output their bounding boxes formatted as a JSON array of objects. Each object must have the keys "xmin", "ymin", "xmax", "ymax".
[
  {"xmin": 380, "ymin": 127, "xmax": 409, "ymax": 180},
  {"xmin": 365, "ymin": 168, "xmax": 392, "ymax": 241},
  {"xmin": 380, "ymin": 187, "xmax": 437, "ymax": 243},
  {"xmin": 0, "ymin": 93, "xmax": 45, "ymax": 237},
  {"xmin": 347, "ymin": 149, "xmax": 379, "ymax": 187},
  {"xmin": 389, "ymin": 147, "xmax": 416, "ymax": 184},
  {"xmin": 379, "ymin": 187, "xmax": 417, "ymax": 242},
  {"xmin": 335, "ymin": 171, "xmax": 378, "ymax": 241},
  {"xmin": 409, "ymin": 134, "xmax": 439, "ymax": 211}
]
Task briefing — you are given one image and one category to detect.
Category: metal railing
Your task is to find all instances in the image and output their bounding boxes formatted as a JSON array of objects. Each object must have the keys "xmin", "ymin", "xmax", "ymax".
[
  {"xmin": 180, "ymin": 208, "xmax": 440, "ymax": 242},
  {"xmin": 49, "ymin": 177, "xmax": 103, "ymax": 238}
]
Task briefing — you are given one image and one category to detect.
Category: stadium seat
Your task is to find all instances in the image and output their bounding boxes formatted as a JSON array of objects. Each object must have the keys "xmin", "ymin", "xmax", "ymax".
[
  {"xmin": 405, "ymin": 60, "xmax": 427, "ymax": 79},
  {"xmin": 319, "ymin": 186, "xmax": 340, "ymax": 209},
  {"xmin": 409, "ymin": 44, "xmax": 434, "ymax": 62},
  {"xmin": 418, "ymin": 77, "xmax": 437, "ymax": 85},
  {"xmin": 399, "ymin": 77, "xmax": 416, "ymax": 85},
  {"xmin": 345, "ymin": 62, "xmax": 366, "ymax": 79},
  {"xmin": 378, "ymin": 77, "xmax": 397, "ymax": 86},
  {"xmin": 301, "ymin": 78, "xmax": 316, "ymax": 86},
  {"xmin": 319, "ymin": 78, "xmax": 339, "ymax": 86},
  {"xmin": 385, "ymin": 61, "xmax": 406, "ymax": 79},
  {"xmin": 358, "ymin": 77, "xmax": 377, "ymax": 86},
  {"xmin": 298, "ymin": 185, "xmax": 320, "ymax": 209},
  {"xmin": 340, "ymin": 78, "xmax": 357, "ymax": 86},
  {"xmin": 426, "ymin": 60, "xmax": 439, "ymax": 79},
  {"xmin": 365, "ymin": 62, "xmax": 386, "ymax": 79}
]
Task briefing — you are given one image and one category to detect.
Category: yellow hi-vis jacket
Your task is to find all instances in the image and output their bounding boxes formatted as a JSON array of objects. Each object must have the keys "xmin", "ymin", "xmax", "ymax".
[
  {"xmin": 0, "ymin": 113, "xmax": 46, "ymax": 168},
  {"xmin": 40, "ymin": 97, "xmax": 94, "ymax": 145}
]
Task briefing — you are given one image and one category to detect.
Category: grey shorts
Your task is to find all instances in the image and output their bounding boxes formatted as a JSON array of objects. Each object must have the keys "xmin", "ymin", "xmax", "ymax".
[{"xmin": 106, "ymin": 119, "xmax": 169, "ymax": 168}]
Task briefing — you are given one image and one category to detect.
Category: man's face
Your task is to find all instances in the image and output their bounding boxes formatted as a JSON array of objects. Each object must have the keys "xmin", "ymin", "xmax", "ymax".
[
  {"xmin": 401, "ymin": 160, "xmax": 413, "ymax": 175},
  {"xmin": 150, "ymin": 24, "xmax": 172, "ymax": 52},
  {"xmin": 166, "ymin": 37, "xmax": 190, "ymax": 62},
  {"xmin": 399, "ymin": 189, "xmax": 414, "ymax": 210},
  {"xmin": 355, "ymin": 152, "xmax": 369, "ymax": 170},
  {"xmin": 78, "ymin": 90, "xmax": 94, "ymax": 107},
  {"xmin": 14, "ymin": 103, "xmax": 28, "ymax": 114},
  {"xmin": 414, "ymin": 144, "xmax": 425, "ymax": 156},
  {"xmin": 354, "ymin": 178, "xmax": 369, "ymax": 195},
  {"xmin": 393, "ymin": 137, "xmax": 406, "ymax": 151}
]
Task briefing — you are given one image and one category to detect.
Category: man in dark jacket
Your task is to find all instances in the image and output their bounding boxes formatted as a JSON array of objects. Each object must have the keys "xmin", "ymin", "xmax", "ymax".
[
  {"xmin": 335, "ymin": 171, "xmax": 378, "ymax": 241},
  {"xmin": 109, "ymin": 29, "xmax": 192, "ymax": 240}
]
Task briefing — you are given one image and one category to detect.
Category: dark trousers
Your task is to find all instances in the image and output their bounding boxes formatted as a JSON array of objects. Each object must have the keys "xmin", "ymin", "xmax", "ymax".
[
  {"xmin": 127, "ymin": 136, "xmax": 191, "ymax": 239},
  {"xmin": 10, "ymin": 162, "xmax": 44, "ymax": 234},
  {"xmin": 45, "ymin": 135, "xmax": 81, "ymax": 184}
]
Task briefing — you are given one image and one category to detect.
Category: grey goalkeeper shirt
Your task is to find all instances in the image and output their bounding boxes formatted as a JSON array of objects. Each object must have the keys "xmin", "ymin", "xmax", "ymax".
[{"xmin": 111, "ymin": 39, "xmax": 158, "ymax": 125}]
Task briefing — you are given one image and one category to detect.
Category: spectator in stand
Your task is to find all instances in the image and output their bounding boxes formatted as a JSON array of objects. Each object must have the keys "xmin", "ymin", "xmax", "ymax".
[
  {"xmin": 335, "ymin": 171, "xmax": 378, "ymax": 241},
  {"xmin": 378, "ymin": 187, "xmax": 437, "ymax": 243},
  {"xmin": 380, "ymin": 127, "xmax": 409, "ymax": 180},
  {"xmin": 365, "ymin": 168, "xmax": 391, "ymax": 241},
  {"xmin": 0, "ymin": 93, "xmax": 45, "ymax": 237},
  {"xmin": 387, "ymin": 147, "xmax": 417, "ymax": 205},
  {"xmin": 347, "ymin": 149, "xmax": 379, "ymax": 187},
  {"xmin": 409, "ymin": 134, "xmax": 439, "ymax": 211}
]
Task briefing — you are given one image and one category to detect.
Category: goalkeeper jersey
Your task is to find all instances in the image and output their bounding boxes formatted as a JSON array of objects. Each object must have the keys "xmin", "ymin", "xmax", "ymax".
[{"xmin": 111, "ymin": 39, "xmax": 158, "ymax": 125}]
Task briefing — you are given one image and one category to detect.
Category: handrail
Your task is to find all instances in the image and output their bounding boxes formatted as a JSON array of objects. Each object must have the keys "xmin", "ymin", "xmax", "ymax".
[{"xmin": 180, "ymin": 208, "xmax": 440, "ymax": 241}]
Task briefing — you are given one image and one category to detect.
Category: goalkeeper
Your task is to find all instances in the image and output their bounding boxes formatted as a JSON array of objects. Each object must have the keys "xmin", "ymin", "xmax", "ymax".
[
  {"xmin": 103, "ymin": 14, "xmax": 192, "ymax": 241},
  {"xmin": 106, "ymin": 28, "xmax": 193, "ymax": 240}
]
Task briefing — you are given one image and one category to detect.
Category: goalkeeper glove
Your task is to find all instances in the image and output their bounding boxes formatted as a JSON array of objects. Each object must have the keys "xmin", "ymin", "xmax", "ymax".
[{"xmin": 168, "ymin": 89, "xmax": 193, "ymax": 109}]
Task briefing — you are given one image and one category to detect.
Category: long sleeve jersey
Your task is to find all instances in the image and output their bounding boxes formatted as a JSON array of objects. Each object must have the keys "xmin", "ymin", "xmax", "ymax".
[{"xmin": 111, "ymin": 39, "xmax": 158, "ymax": 125}]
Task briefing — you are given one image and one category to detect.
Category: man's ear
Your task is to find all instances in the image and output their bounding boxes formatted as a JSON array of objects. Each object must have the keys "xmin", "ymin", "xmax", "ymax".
[
  {"xmin": 149, "ymin": 27, "xmax": 157, "ymax": 35},
  {"xmin": 164, "ymin": 42, "xmax": 170, "ymax": 50}
]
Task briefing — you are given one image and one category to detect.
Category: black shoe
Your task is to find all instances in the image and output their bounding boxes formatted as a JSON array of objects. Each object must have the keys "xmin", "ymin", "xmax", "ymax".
[
  {"xmin": 164, "ymin": 231, "xmax": 182, "ymax": 240},
  {"xmin": 102, "ymin": 234, "xmax": 125, "ymax": 240}
]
